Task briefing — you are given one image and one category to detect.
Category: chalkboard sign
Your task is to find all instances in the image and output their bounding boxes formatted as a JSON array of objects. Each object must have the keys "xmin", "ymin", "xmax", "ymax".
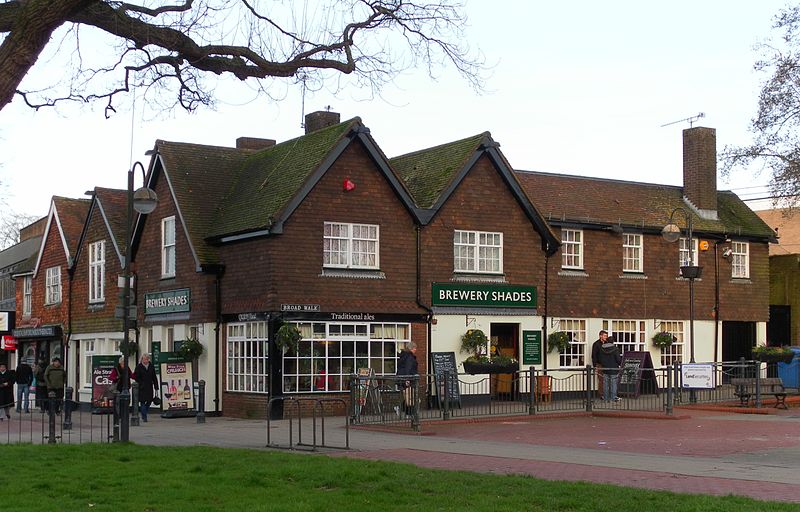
[
  {"xmin": 617, "ymin": 351, "xmax": 659, "ymax": 398},
  {"xmin": 430, "ymin": 352, "xmax": 461, "ymax": 409}
]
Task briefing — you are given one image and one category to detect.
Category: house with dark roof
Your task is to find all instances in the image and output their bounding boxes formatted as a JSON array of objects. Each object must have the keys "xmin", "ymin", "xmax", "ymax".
[
  {"xmin": 12, "ymin": 197, "xmax": 90, "ymax": 377},
  {"xmin": 515, "ymin": 127, "xmax": 776, "ymax": 369},
  {"xmin": 67, "ymin": 187, "xmax": 134, "ymax": 404},
  {"xmin": 391, "ymin": 132, "xmax": 559, "ymax": 384},
  {"xmin": 755, "ymin": 207, "xmax": 800, "ymax": 346}
]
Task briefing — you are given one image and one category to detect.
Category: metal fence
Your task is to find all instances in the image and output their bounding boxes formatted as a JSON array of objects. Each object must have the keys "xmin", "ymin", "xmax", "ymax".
[
  {"xmin": 0, "ymin": 397, "xmax": 114, "ymax": 445},
  {"xmin": 349, "ymin": 359, "xmax": 797, "ymax": 429}
]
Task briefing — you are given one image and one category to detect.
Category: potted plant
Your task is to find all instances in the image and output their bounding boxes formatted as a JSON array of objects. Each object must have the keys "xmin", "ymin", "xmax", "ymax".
[
  {"xmin": 547, "ymin": 331, "xmax": 571, "ymax": 353},
  {"xmin": 275, "ymin": 323, "xmax": 302, "ymax": 353},
  {"xmin": 751, "ymin": 345, "xmax": 794, "ymax": 363},
  {"xmin": 177, "ymin": 337, "xmax": 204, "ymax": 360},
  {"xmin": 460, "ymin": 329, "xmax": 518, "ymax": 374},
  {"xmin": 651, "ymin": 331, "xmax": 676, "ymax": 350}
]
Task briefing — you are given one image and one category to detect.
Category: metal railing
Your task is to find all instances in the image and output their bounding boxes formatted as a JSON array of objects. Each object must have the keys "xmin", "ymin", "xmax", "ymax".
[{"xmin": 266, "ymin": 396, "xmax": 350, "ymax": 451}]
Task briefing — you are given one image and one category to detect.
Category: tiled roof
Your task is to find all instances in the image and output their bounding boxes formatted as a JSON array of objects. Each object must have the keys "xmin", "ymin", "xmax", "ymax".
[
  {"xmin": 755, "ymin": 208, "xmax": 800, "ymax": 255},
  {"xmin": 155, "ymin": 140, "xmax": 252, "ymax": 264},
  {"xmin": 209, "ymin": 118, "xmax": 361, "ymax": 238},
  {"xmin": 515, "ymin": 171, "xmax": 776, "ymax": 240},
  {"xmin": 391, "ymin": 133, "xmax": 487, "ymax": 209},
  {"xmin": 94, "ymin": 188, "xmax": 128, "ymax": 262},
  {"xmin": 0, "ymin": 235, "xmax": 42, "ymax": 272},
  {"xmin": 52, "ymin": 196, "xmax": 91, "ymax": 257}
]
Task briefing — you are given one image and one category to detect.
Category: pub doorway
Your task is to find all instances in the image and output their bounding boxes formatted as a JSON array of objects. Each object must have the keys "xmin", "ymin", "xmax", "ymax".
[{"xmin": 490, "ymin": 323, "xmax": 519, "ymax": 399}]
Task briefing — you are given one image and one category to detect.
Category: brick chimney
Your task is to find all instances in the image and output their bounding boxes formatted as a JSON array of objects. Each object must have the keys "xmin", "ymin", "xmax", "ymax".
[
  {"xmin": 236, "ymin": 137, "xmax": 276, "ymax": 150},
  {"xmin": 305, "ymin": 110, "xmax": 341, "ymax": 134},
  {"xmin": 682, "ymin": 127, "xmax": 718, "ymax": 219},
  {"xmin": 20, "ymin": 217, "xmax": 46, "ymax": 242}
]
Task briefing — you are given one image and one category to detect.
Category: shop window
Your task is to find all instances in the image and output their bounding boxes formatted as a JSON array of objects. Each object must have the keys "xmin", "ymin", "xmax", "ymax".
[
  {"xmin": 657, "ymin": 321, "xmax": 684, "ymax": 367},
  {"xmin": 602, "ymin": 319, "xmax": 646, "ymax": 354},
  {"xmin": 226, "ymin": 322, "xmax": 269, "ymax": 393},
  {"xmin": 554, "ymin": 318, "xmax": 586, "ymax": 367}
]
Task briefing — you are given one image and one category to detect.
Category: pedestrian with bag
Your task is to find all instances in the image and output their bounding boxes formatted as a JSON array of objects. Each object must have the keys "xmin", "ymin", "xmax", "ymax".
[{"xmin": 133, "ymin": 353, "xmax": 159, "ymax": 422}]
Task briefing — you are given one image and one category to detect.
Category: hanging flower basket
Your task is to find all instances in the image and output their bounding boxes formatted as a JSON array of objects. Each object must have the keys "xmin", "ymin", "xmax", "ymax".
[
  {"xmin": 547, "ymin": 331, "xmax": 571, "ymax": 353},
  {"xmin": 460, "ymin": 329, "xmax": 489, "ymax": 358},
  {"xmin": 651, "ymin": 332, "xmax": 676, "ymax": 350},
  {"xmin": 177, "ymin": 338, "xmax": 204, "ymax": 360},
  {"xmin": 275, "ymin": 324, "xmax": 302, "ymax": 353}
]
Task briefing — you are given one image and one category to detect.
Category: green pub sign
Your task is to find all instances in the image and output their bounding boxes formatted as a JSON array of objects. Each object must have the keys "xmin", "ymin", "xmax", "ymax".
[
  {"xmin": 144, "ymin": 288, "xmax": 191, "ymax": 315},
  {"xmin": 431, "ymin": 283, "xmax": 537, "ymax": 308},
  {"xmin": 522, "ymin": 330, "xmax": 542, "ymax": 365}
]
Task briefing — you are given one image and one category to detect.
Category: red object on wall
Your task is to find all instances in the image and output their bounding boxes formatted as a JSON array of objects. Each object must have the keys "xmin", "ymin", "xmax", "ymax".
[
  {"xmin": 343, "ymin": 178, "xmax": 356, "ymax": 191},
  {"xmin": 1, "ymin": 335, "xmax": 16, "ymax": 350}
]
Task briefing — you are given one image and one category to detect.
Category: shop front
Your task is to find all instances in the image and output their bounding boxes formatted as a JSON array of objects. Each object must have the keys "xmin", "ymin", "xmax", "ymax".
[{"xmin": 12, "ymin": 325, "xmax": 64, "ymax": 369}]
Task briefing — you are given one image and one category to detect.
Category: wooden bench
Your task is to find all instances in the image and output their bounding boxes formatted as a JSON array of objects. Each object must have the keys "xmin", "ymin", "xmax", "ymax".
[{"xmin": 730, "ymin": 377, "xmax": 788, "ymax": 409}]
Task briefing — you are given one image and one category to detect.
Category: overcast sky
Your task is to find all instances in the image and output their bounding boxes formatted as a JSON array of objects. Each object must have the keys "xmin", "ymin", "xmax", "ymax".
[{"xmin": 0, "ymin": 1, "xmax": 788, "ymax": 222}]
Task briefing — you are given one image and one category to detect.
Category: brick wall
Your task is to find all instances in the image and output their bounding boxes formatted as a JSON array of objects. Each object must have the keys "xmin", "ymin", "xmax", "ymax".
[
  {"xmin": 25, "ymin": 219, "xmax": 69, "ymax": 328},
  {"xmin": 683, "ymin": 127, "xmax": 717, "ymax": 212}
]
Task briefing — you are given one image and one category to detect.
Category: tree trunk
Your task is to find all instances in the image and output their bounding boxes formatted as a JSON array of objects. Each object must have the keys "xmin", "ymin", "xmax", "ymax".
[{"xmin": 0, "ymin": 0, "xmax": 93, "ymax": 111}]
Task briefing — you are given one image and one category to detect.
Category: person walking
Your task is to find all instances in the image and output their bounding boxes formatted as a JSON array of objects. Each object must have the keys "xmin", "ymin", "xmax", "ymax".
[
  {"xmin": 110, "ymin": 357, "xmax": 134, "ymax": 415},
  {"xmin": 0, "ymin": 363, "xmax": 14, "ymax": 419},
  {"xmin": 396, "ymin": 342, "xmax": 418, "ymax": 416},
  {"xmin": 43, "ymin": 357, "xmax": 66, "ymax": 414},
  {"xmin": 133, "ymin": 354, "xmax": 159, "ymax": 422},
  {"xmin": 15, "ymin": 360, "xmax": 33, "ymax": 413}
]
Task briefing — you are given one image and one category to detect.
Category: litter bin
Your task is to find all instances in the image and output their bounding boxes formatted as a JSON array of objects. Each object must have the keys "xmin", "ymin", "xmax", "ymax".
[{"xmin": 777, "ymin": 347, "xmax": 800, "ymax": 388}]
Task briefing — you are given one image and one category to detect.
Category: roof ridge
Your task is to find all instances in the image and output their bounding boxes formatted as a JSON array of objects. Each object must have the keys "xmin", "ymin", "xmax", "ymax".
[{"xmin": 390, "ymin": 131, "xmax": 489, "ymax": 160}]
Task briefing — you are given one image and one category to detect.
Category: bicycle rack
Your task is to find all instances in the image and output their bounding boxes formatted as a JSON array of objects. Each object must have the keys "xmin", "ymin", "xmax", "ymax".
[{"xmin": 266, "ymin": 397, "xmax": 350, "ymax": 451}]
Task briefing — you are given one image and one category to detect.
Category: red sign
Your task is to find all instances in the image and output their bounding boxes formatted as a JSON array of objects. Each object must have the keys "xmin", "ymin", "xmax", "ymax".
[{"xmin": 1, "ymin": 335, "xmax": 17, "ymax": 350}]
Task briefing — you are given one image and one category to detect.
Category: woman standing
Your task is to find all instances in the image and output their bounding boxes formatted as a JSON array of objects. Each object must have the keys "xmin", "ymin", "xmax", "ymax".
[
  {"xmin": 133, "ymin": 354, "xmax": 159, "ymax": 422},
  {"xmin": 396, "ymin": 342, "xmax": 418, "ymax": 416},
  {"xmin": 0, "ymin": 363, "xmax": 14, "ymax": 419}
]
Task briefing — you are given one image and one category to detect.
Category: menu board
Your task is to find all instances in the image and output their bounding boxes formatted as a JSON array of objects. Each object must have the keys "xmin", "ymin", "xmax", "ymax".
[
  {"xmin": 618, "ymin": 351, "xmax": 659, "ymax": 398},
  {"xmin": 430, "ymin": 352, "xmax": 461, "ymax": 408}
]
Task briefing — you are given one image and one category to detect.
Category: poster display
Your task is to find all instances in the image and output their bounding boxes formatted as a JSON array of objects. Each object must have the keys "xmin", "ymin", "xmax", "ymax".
[
  {"xmin": 160, "ymin": 356, "xmax": 195, "ymax": 412},
  {"xmin": 91, "ymin": 355, "xmax": 119, "ymax": 414}
]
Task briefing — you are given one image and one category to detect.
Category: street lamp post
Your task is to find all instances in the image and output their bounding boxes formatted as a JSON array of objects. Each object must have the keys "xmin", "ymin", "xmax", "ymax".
[
  {"xmin": 119, "ymin": 161, "xmax": 158, "ymax": 442},
  {"xmin": 661, "ymin": 207, "xmax": 702, "ymax": 403}
]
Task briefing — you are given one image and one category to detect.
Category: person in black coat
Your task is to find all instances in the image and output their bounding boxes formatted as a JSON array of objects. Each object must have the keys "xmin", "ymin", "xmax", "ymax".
[
  {"xmin": 133, "ymin": 353, "xmax": 159, "ymax": 422},
  {"xmin": 15, "ymin": 360, "xmax": 33, "ymax": 413},
  {"xmin": 396, "ymin": 342, "xmax": 418, "ymax": 416},
  {"xmin": 0, "ymin": 363, "xmax": 14, "ymax": 419}
]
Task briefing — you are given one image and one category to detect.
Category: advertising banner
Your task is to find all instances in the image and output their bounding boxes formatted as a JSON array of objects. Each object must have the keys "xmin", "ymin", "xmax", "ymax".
[
  {"xmin": 160, "ymin": 355, "xmax": 194, "ymax": 412},
  {"xmin": 91, "ymin": 355, "xmax": 119, "ymax": 413}
]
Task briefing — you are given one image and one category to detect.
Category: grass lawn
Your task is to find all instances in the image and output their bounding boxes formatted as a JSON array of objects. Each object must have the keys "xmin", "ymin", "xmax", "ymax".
[{"xmin": 0, "ymin": 444, "xmax": 794, "ymax": 511}]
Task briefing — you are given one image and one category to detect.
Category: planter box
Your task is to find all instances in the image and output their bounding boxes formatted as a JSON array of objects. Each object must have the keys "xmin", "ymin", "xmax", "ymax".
[
  {"xmin": 754, "ymin": 352, "xmax": 794, "ymax": 364},
  {"xmin": 463, "ymin": 360, "xmax": 518, "ymax": 375}
]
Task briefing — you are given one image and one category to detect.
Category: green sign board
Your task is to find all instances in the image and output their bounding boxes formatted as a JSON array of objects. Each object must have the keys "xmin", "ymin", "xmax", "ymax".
[
  {"xmin": 522, "ymin": 330, "xmax": 542, "ymax": 365},
  {"xmin": 431, "ymin": 283, "xmax": 537, "ymax": 308},
  {"xmin": 144, "ymin": 288, "xmax": 191, "ymax": 315}
]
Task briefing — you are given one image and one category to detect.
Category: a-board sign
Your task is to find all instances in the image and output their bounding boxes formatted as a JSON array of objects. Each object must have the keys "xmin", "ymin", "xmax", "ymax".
[
  {"xmin": 617, "ymin": 351, "xmax": 659, "ymax": 398},
  {"xmin": 91, "ymin": 355, "xmax": 118, "ymax": 414},
  {"xmin": 522, "ymin": 331, "xmax": 542, "ymax": 365},
  {"xmin": 430, "ymin": 352, "xmax": 461, "ymax": 408}
]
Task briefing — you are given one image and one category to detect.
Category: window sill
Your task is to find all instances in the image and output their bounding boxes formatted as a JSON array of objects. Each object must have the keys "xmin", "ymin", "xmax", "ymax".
[
  {"xmin": 618, "ymin": 273, "xmax": 647, "ymax": 280},
  {"xmin": 320, "ymin": 268, "xmax": 386, "ymax": 280},
  {"xmin": 558, "ymin": 270, "xmax": 587, "ymax": 277},
  {"xmin": 730, "ymin": 278, "xmax": 752, "ymax": 284},
  {"xmin": 451, "ymin": 273, "xmax": 506, "ymax": 283},
  {"xmin": 87, "ymin": 303, "xmax": 105, "ymax": 312},
  {"xmin": 674, "ymin": 276, "xmax": 703, "ymax": 282}
]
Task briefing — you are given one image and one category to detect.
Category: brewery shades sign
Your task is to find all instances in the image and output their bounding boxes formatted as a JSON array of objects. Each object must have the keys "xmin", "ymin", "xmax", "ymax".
[
  {"xmin": 160, "ymin": 361, "xmax": 194, "ymax": 411},
  {"xmin": 431, "ymin": 283, "xmax": 537, "ymax": 308},
  {"xmin": 144, "ymin": 288, "xmax": 191, "ymax": 315}
]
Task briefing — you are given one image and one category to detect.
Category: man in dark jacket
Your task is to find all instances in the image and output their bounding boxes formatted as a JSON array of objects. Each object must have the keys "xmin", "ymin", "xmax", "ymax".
[
  {"xmin": 591, "ymin": 331, "xmax": 622, "ymax": 401},
  {"xmin": 44, "ymin": 357, "xmax": 66, "ymax": 413},
  {"xmin": 395, "ymin": 342, "xmax": 418, "ymax": 416},
  {"xmin": 15, "ymin": 360, "xmax": 33, "ymax": 413}
]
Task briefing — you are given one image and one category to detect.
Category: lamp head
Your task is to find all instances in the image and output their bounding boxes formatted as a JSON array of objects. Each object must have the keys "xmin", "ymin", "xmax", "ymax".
[
  {"xmin": 661, "ymin": 223, "xmax": 681, "ymax": 243},
  {"xmin": 132, "ymin": 186, "xmax": 158, "ymax": 214}
]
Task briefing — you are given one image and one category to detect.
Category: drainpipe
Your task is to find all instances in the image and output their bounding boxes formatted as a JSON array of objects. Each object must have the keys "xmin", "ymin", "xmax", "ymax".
[
  {"xmin": 213, "ymin": 265, "xmax": 225, "ymax": 415},
  {"xmin": 542, "ymin": 246, "xmax": 550, "ymax": 371},
  {"xmin": 415, "ymin": 225, "xmax": 433, "ymax": 373},
  {"xmin": 714, "ymin": 241, "xmax": 721, "ymax": 363}
]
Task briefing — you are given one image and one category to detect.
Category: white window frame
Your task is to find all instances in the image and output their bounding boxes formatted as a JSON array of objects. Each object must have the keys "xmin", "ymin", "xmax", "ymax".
[
  {"xmin": 561, "ymin": 229, "xmax": 583, "ymax": 269},
  {"xmin": 23, "ymin": 276, "xmax": 32, "ymax": 316},
  {"xmin": 622, "ymin": 233, "xmax": 643, "ymax": 273},
  {"xmin": 82, "ymin": 339, "xmax": 96, "ymax": 389},
  {"xmin": 554, "ymin": 318, "xmax": 586, "ymax": 368},
  {"xmin": 89, "ymin": 240, "xmax": 106, "ymax": 303},
  {"xmin": 45, "ymin": 266, "xmax": 62, "ymax": 305},
  {"xmin": 657, "ymin": 321, "xmax": 685, "ymax": 367},
  {"xmin": 162, "ymin": 216, "xmax": 176, "ymax": 278},
  {"xmin": 453, "ymin": 229, "xmax": 503, "ymax": 274},
  {"xmin": 226, "ymin": 321, "xmax": 270, "ymax": 393},
  {"xmin": 731, "ymin": 241, "xmax": 749, "ymax": 279},
  {"xmin": 678, "ymin": 238, "xmax": 699, "ymax": 267},
  {"xmin": 603, "ymin": 319, "xmax": 646, "ymax": 354},
  {"xmin": 323, "ymin": 222, "xmax": 380, "ymax": 269}
]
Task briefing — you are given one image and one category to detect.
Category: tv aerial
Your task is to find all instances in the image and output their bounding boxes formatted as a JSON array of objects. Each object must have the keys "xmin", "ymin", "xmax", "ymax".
[{"xmin": 660, "ymin": 112, "xmax": 705, "ymax": 128}]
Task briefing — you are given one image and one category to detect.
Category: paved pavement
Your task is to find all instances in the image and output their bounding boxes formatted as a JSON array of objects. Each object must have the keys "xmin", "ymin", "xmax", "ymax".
[{"xmin": 120, "ymin": 406, "xmax": 800, "ymax": 504}]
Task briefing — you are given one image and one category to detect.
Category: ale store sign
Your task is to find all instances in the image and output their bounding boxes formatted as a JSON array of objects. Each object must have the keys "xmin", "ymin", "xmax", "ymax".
[{"xmin": 431, "ymin": 283, "xmax": 537, "ymax": 308}]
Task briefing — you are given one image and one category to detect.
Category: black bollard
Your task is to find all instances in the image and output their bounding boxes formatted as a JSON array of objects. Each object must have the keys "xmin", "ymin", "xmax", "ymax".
[
  {"xmin": 63, "ymin": 386, "xmax": 73, "ymax": 431},
  {"xmin": 130, "ymin": 381, "xmax": 140, "ymax": 427},
  {"xmin": 112, "ymin": 390, "xmax": 120, "ymax": 442},
  {"xmin": 47, "ymin": 391, "xmax": 56, "ymax": 444},
  {"xmin": 119, "ymin": 389, "xmax": 130, "ymax": 442},
  {"xmin": 196, "ymin": 380, "xmax": 206, "ymax": 424}
]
